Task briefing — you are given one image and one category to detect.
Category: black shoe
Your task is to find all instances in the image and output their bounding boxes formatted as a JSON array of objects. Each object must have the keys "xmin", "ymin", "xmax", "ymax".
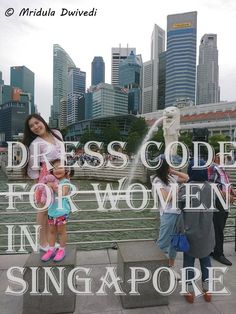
[{"xmin": 212, "ymin": 254, "xmax": 232, "ymax": 266}]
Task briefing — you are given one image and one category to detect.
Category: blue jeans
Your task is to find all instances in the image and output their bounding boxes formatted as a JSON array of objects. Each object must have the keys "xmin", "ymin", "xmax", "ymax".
[
  {"xmin": 183, "ymin": 253, "xmax": 212, "ymax": 283},
  {"xmin": 157, "ymin": 213, "xmax": 178, "ymax": 260}
]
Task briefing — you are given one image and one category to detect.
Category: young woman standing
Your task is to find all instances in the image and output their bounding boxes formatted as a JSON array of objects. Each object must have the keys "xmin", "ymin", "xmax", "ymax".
[
  {"xmin": 151, "ymin": 155, "xmax": 189, "ymax": 278},
  {"xmin": 22, "ymin": 114, "xmax": 65, "ymax": 251}
]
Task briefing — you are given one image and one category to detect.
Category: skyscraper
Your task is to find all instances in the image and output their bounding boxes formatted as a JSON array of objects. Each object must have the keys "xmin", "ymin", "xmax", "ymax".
[
  {"xmin": 10, "ymin": 65, "xmax": 35, "ymax": 113},
  {"xmin": 158, "ymin": 51, "xmax": 166, "ymax": 109},
  {"xmin": 92, "ymin": 83, "xmax": 128, "ymax": 119},
  {"xmin": 51, "ymin": 44, "xmax": 76, "ymax": 127},
  {"xmin": 0, "ymin": 71, "xmax": 4, "ymax": 105},
  {"xmin": 59, "ymin": 97, "xmax": 67, "ymax": 130},
  {"xmin": 197, "ymin": 34, "xmax": 220, "ymax": 105},
  {"xmin": 111, "ymin": 46, "xmax": 136, "ymax": 86},
  {"xmin": 91, "ymin": 57, "xmax": 105, "ymax": 86},
  {"xmin": 119, "ymin": 51, "xmax": 142, "ymax": 114},
  {"xmin": 165, "ymin": 11, "xmax": 197, "ymax": 107},
  {"xmin": 142, "ymin": 24, "xmax": 165, "ymax": 113},
  {"xmin": 0, "ymin": 71, "xmax": 3, "ymax": 85},
  {"xmin": 0, "ymin": 101, "xmax": 29, "ymax": 141},
  {"xmin": 67, "ymin": 67, "xmax": 86, "ymax": 125},
  {"xmin": 142, "ymin": 61, "xmax": 153, "ymax": 113},
  {"xmin": 151, "ymin": 25, "xmax": 165, "ymax": 111}
]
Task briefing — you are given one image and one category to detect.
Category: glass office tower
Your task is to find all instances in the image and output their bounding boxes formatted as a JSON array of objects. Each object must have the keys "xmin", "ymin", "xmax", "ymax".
[{"xmin": 165, "ymin": 11, "xmax": 197, "ymax": 107}]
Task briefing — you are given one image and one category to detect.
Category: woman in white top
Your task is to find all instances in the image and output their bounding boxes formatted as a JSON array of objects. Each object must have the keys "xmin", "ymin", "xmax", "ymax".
[
  {"xmin": 152, "ymin": 155, "xmax": 188, "ymax": 272},
  {"xmin": 22, "ymin": 114, "xmax": 65, "ymax": 251}
]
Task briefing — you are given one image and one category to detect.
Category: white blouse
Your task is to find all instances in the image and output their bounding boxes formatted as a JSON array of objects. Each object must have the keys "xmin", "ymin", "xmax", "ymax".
[
  {"xmin": 27, "ymin": 130, "xmax": 65, "ymax": 179},
  {"xmin": 152, "ymin": 174, "xmax": 180, "ymax": 215}
]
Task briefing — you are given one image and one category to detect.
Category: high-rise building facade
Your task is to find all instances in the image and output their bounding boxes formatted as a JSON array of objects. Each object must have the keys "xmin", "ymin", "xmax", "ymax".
[
  {"xmin": 142, "ymin": 61, "xmax": 153, "ymax": 113},
  {"xmin": 119, "ymin": 51, "xmax": 142, "ymax": 114},
  {"xmin": 197, "ymin": 34, "xmax": 220, "ymax": 105},
  {"xmin": 0, "ymin": 71, "xmax": 3, "ymax": 85},
  {"xmin": 158, "ymin": 51, "xmax": 166, "ymax": 109},
  {"xmin": 85, "ymin": 91, "xmax": 93, "ymax": 120},
  {"xmin": 2, "ymin": 85, "xmax": 13, "ymax": 105},
  {"xmin": 151, "ymin": 25, "xmax": 165, "ymax": 111},
  {"xmin": 92, "ymin": 83, "xmax": 128, "ymax": 119},
  {"xmin": 51, "ymin": 44, "xmax": 76, "ymax": 127},
  {"xmin": 111, "ymin": 46, "xmax": 136, "ymax": 86},
  {"xmin": 67, "ymin": 67, "xmax": 86, "ymax": 125},
  {"xmin": 59, "ymin": 97, "xmax": 67, "ymax": 130},
  {"xmin": 0, "ymin": 71, "xmax": 3, "ymax": 106},
  {"xmin": 142, "ymin": 24, "xmax": 165, "ymax": 113},
  {"xmin": 10, "ymin": 65, "xmax": 35, "ymax": 113},
  {"xmin": 165, "ymin": 11, "xmax": 197, "ymax": 107},
  {"xmin": 91, "ymin": 57, "xmax": 105, "ymax": 86},
  {"xmin": 0, "ymin": 101, "xmax": 29, "ymax": 141}
]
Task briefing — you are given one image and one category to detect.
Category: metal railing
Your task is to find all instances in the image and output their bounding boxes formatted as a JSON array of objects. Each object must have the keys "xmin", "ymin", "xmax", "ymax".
[
  {"xmin": 0, "ymin": 181, "xmax": 236, "ymax": 252},
  {"xmin": 0, "ymin": 208, "xmax": 235, "ymax": 253}
]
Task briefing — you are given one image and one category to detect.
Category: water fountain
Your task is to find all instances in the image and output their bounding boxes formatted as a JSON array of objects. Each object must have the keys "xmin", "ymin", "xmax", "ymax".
[{"xmin": 127, "ymin": 106, "xmax": 180, "ymax": 186}]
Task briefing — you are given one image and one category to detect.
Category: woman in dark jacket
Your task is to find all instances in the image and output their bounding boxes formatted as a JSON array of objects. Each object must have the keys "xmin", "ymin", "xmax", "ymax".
[{"xmin": 179, "ymin": 159, "xmax": 215, "ymax": 303}]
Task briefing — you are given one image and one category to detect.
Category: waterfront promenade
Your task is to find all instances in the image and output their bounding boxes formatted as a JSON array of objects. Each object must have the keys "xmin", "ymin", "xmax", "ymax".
[{"xmin": 0, "ymin": 242, "xmax": 235, "ymax": 314}]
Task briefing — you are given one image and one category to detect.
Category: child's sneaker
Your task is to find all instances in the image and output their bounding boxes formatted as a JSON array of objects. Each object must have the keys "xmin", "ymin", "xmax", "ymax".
[
  {"xmin": 39, "ymin": 244, "xmax": 50, "ymax": 252},
  {"xmin": 53, "ymin": 248, "xmax": 65, "ymax": 262},
  {"xmin": 41, "ymin": 248, "xmax": 56, "ymax": 262}
]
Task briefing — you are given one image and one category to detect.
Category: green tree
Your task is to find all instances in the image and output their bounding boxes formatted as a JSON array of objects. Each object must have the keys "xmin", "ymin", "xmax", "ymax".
[
  {"xmin": 126, "ymin": 131, "xmax": 141, "ymax": 154},
  {"xmin": 149, "ymin": 127, "xmax": 165, "ymax": 156},
  {"xmin": 126, "ymin": 117, "xmax": 148, "ymax": 154},
  {"xmin": 80, "ymin": 129, "xmax": 99, "ymax": 145},
  {"xmin": 178, "ymin": 132, "xmax": 193, "ymax": 154},
  {"xmin": 209, "ymin": 134, "xmax": 228, "ymax": 153},
  {"xmin": 60, "ymin": 127, "xmax": 68, "ymax": 139},
  {"xmin": 102, "ymin": 122, "xmax": 121, "ymax": 147},
  {"xmin": 129, "ymin": 117, "xmax": 148, "ymax": 138}
]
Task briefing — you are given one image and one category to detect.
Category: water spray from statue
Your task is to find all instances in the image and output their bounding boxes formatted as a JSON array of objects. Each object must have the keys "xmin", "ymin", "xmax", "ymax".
[{"xmin": 127, "ymin": 107, "xmax": 181, "ymax": 186}]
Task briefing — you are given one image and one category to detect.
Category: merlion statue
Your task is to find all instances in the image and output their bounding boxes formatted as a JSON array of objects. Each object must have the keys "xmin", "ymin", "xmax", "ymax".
[{"xmin": 163, "ymin": 106, "xmax": 180, "ymax": 156}]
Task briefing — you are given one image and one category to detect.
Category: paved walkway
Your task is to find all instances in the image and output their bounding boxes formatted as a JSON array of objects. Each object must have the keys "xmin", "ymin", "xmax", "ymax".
[{"xmin": 0, "ymin": 243, "xmax": 235, "ymax": 314}]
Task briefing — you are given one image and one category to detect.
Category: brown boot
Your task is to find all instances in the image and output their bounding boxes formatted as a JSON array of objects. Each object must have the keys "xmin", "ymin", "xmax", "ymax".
[
  {"xmin": 184, "ymin": 292, "xmax": 194, "ymax": 303},
  {"xmin": 203, "ymin": 290, "xmax": 212, "ymax": 302}
]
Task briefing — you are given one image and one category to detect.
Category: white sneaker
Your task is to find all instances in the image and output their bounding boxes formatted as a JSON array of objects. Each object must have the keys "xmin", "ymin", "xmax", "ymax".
[
  {"xmin": 39, "ymin": 244, "xmax": 50, "ymax": 252},
  {"xmin": 169, "ymin": 266, "xmax": 181, "ymax": 281}
]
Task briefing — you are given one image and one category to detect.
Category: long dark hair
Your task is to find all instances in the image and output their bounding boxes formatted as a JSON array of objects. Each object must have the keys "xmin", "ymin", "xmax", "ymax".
[
  {"xmin": 22, "ymin": 114, "xmax": 63, "ymax": 176},
  {"xmin": 22, "ymin": 113, "xmax": 62, "ymax": 148},
  {"xmin": 153, "ymin": 157, "xmax": 170, "ymax": 185}
]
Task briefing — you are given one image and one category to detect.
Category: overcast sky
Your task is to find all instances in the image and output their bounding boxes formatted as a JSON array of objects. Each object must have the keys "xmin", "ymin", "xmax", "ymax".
[{"xmin": 0, "ymin": 0, "xmax": 236, "ymax": 121}]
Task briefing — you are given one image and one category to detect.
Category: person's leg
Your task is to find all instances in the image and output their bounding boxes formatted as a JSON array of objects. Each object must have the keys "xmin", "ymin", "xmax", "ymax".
[
  {"xmin": 157, "ymin": 213, "xmax": 178, "ymax": 265},
  {"xmin": 41, "ymin": 222, "xmax": 57, "ymax": 262},
  {"xmin": 200, "ymin": 256, "xmax": 212, "ymax": 302},
  {"xmin": 213, "ymin": 211, "xmax": 228, "ymax": 256},
  {"xmin": 48, "ymin": 224, "xmax": 57, "ymax": 247},
  {"xmin": 36, "ymin": 210, "xmax": 48, "ymax": 247},
  {"xmin": 200, "ymin": 256, "xmax": 211, "ymax": 284},
  {"xmin": 183, "ymin": 253, "xmax": 195, "ymax": 283},
  {"xmin": 57, "ymin": 224, "xmax": 67, "ymax": 248},
  {"xmin": 183, "ymin": 253, "xmax": 195, "ymax": 303},
  {"xmin": 53, "ymin": 217, "xmax": 68, "ymax": 262}
]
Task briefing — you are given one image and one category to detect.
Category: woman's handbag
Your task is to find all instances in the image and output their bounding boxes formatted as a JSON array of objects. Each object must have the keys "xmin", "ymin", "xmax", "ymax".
[
  {"xmin": 171, "ymin": 232, "xmax": 190, "ymax": 252},
  {"xmin": 171, "ymin": 212, "xmax": 190, "ymax": 253}
]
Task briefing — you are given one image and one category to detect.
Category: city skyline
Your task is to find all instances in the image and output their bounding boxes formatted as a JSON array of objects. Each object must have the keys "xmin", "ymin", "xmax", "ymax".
[{"xmin": 0, "ymin": 0, "xmax": 236, "ymax": 121}]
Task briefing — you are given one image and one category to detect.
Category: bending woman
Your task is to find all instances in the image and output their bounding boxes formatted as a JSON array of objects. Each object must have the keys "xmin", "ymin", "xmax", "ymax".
[{"xmin": 22, "ymin": 114, "xmax": 64, "ymax": 251}]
